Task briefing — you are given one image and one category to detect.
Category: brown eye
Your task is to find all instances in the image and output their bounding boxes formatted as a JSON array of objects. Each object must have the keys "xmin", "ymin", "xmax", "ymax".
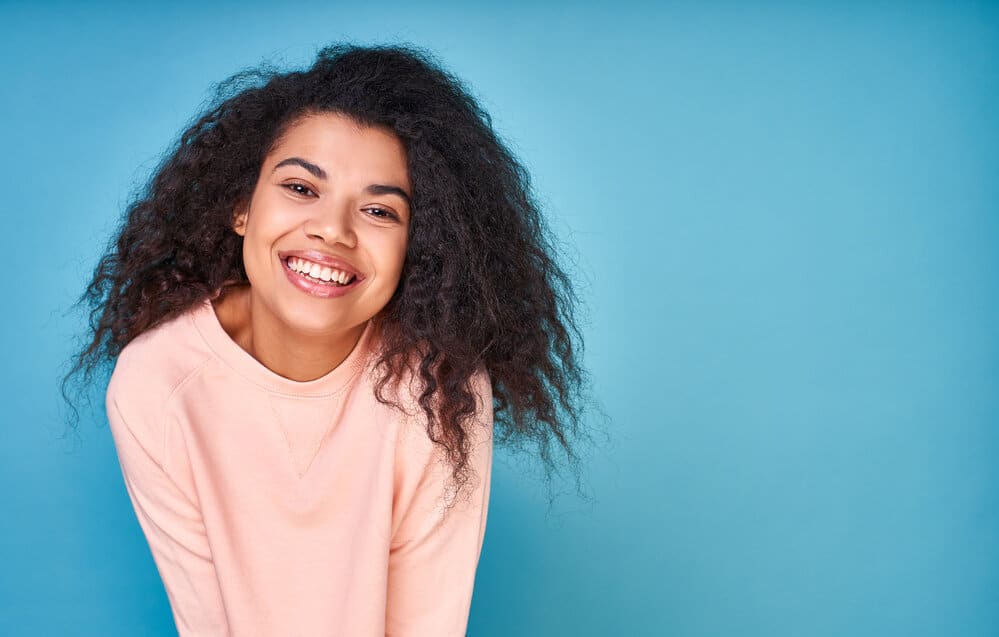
[
  {"xmin": 364, "ymin": 207, "xmax": 398, "ymax": 220},
  {"xmin": 284, "ymin": 183, "xmax": 316, "ymax": 197}
]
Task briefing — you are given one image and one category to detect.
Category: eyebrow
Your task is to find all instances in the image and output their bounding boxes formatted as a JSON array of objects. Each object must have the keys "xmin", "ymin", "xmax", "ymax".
[{"xmin": 272, "ymin": 156, "xmax": 412, "ymax": 206}]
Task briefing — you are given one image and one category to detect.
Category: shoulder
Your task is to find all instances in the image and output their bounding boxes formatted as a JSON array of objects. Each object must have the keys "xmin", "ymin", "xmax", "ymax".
[
  {"xmin": 469, "ymin": 365, "xmax": 493, "ymax": 417},
  {"xmin": 386, "ymin": 356, "xmax": 494, "ymax": 453},
  {"xmin": 105, "ymin": 303, "xmax": 214, "ymax": 432},
  {"xmin": 370, "ymin": 339, "xmax": 492, "ymax": 419}
]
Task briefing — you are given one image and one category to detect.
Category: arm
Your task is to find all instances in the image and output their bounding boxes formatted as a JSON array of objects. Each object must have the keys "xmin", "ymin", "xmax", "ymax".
[
  {"xmin": 106, "ymin": 392, "xmax": 229, "ymax": 636},
  {"xmin": 385, "ymin": 368, "xmax": 495, "ymax": 637}
]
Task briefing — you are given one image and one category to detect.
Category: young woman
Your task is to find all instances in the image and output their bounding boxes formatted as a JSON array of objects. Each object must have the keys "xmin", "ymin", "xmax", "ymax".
[{"xmin": 62, "ymin": 42, "xmax": 599, "ymax": 636}]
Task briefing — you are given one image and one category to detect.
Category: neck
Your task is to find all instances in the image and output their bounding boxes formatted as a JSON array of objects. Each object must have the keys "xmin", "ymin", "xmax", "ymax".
[{"xmin": 214, "ymin": 285, "xmax": 367, "ymax": 382}]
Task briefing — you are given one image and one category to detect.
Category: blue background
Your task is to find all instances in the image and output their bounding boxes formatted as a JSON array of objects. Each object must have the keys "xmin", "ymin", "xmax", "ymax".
[{"xmin": 2, "ymin": 2, "xmax": 996, "ymax": 635}]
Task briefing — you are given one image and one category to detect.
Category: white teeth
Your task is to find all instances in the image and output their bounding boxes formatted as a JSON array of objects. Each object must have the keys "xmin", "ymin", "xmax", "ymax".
[{"xmin": 287, "ymin": 257, "xmax": 355, "ymax": 284}]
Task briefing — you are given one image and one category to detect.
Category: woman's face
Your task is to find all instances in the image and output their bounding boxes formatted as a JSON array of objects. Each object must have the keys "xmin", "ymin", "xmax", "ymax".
[{"xmin": 232, "ymin": 111, "xmax": 411, "ymax": 336}]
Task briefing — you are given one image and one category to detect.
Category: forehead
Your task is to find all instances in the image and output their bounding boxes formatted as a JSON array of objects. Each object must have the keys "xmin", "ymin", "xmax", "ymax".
[{"xmin": 269, "ymin": 112, "xmax": 409, "ymax": 184}]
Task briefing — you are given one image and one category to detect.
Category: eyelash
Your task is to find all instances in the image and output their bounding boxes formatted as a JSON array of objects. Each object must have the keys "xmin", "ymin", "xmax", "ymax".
[
  {"xmin": 283, "ymin": 183, "xmax": 399, "ymax": 220},
  {"xmin": 284, "ymin": 183, "xmax": 317, "ymax": 198}
]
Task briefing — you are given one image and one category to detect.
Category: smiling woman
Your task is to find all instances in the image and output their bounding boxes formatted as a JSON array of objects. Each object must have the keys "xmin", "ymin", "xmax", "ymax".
[
  {"xmin": 60, "ymin": 42, "xmax": 602, "ymax": 636},
  {"xmin": 225, "ymin": 113, "xmax": 412, "ymax": 381}
]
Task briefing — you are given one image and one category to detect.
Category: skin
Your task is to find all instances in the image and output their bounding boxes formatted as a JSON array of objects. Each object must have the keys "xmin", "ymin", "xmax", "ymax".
[{"xmin": 215, "ymin": 111, "xmax": 412, "ymax": 382}]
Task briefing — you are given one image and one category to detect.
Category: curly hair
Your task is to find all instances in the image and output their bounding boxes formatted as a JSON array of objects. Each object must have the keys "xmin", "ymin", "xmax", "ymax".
[{"xmin": 61, "ymin": 41, "xmax": 607, "ymax": 512}]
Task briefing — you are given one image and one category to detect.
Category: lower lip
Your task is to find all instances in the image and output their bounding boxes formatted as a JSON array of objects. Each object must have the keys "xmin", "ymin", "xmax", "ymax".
[{"xmin": 281, "ymin": 258, "xmax": 363, "ymax": 298}]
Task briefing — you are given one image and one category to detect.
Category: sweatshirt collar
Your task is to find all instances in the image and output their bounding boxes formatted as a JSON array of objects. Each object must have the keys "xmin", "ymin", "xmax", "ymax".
[{"xmin": 190, "ymin": 296, "xmax": 374, "ymax": 397}]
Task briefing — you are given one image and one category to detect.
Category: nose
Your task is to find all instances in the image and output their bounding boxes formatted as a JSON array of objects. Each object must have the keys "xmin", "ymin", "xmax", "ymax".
[{"xmin": 303, "ymin": 199, "xmax": 357, "ymax": 248}]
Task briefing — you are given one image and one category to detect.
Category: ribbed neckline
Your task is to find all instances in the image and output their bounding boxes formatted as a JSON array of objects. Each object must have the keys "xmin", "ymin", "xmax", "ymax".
[{"xmin": 189, "ymin": 296, "xmax": 375, "ymax": 397}]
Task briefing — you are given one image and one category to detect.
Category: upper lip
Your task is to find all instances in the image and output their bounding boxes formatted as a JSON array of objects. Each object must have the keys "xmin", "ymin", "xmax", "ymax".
[{"xmin": 279, "ymin": 250, "xmax": 364, "ymax": 280}]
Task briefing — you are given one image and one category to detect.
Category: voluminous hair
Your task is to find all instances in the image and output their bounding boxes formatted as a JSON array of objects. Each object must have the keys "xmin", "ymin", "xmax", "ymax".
[{"xmin": 62, "ymin": 42, "xmax": 607, "ymax": 511}]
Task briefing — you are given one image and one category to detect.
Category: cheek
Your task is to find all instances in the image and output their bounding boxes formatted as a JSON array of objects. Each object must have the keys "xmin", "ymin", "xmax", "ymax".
[
  {"xmin": 242, "ymin": 204, "xmax": 291, "ymax": 258},
  {"xmin": 364, "ymin": 228, "xmax": 407, "ymax": 274},
  {"xmin": 242, "ymin": 224, "xmax": 270, "ymax": 264},
  {"xmin": 385, "ymin": 237, "xmax": 409, "ymax": 280},
  {"xmin": 239, "ymin": 229, "xmax": 280, "ymax": 285}
]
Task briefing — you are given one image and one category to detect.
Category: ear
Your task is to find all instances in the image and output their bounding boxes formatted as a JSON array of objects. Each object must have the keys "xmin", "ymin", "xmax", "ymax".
[{"xmin": 232, "ymin": 203, "xmax": 248, "ymax": 237}]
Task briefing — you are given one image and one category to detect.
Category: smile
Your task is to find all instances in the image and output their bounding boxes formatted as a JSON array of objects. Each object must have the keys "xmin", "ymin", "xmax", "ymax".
[
  {"xmin": 286, "ymin": 256, "xmax": 357, "ymax": 284},
  {"xmin": 281, "ymin": 257, "xmax": 363, "ymax": 299}
]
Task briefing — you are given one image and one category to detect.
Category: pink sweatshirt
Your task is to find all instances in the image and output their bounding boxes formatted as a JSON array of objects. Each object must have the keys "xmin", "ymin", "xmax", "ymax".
[{"xmin": 104, "ymin": 297, "xmax": 494, "ymax": 636}]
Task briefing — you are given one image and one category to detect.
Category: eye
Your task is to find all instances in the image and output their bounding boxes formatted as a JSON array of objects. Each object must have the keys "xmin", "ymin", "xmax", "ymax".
[
  {"xmin": 283, "ymin": 182, "xmax": 317, "ymax": 197},
  {"xmin": 364, "ymin": 206, "xmax": 399, "ymax": 221}
]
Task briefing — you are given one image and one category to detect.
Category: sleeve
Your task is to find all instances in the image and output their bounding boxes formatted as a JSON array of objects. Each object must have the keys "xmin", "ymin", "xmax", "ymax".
[
  {"xmin": 106, "ymin": 391, "xmax": 230, "ymax": 636},
  {"xmin": 385, "ymin": 368, "xmax": 495, "ymax": 637}
]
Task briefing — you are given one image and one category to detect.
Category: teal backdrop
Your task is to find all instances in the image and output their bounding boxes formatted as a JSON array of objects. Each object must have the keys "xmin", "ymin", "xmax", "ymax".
[{"xmin": 1, "ymin": 2, "xmax": 996, "ymax": 635}]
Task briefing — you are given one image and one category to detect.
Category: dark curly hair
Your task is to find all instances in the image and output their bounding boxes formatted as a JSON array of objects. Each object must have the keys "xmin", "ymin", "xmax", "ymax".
[{"xmin": 61, "ymin": 41, "xmax": 608, "ymax": 512}]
